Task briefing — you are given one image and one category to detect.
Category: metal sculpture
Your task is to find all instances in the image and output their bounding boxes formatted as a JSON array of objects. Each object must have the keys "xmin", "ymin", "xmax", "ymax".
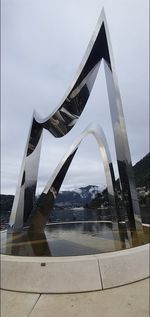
[{"xmin": 9, "ymin": 9, "xmax": 143, "ymax": 237}]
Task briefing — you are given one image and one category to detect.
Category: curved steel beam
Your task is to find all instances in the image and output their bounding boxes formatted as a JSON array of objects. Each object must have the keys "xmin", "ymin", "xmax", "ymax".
[
  {"xmin": 28, "ymin": 123, "xmax": 118, "ymax": 231},
  {"xmin": 9, "ymin": 9, "xmax": 143, "ymax": 237}
]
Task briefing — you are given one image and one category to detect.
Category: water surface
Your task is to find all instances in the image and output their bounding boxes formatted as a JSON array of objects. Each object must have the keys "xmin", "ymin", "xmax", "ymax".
[{"xmin": 1, "ymin": 220, "xmax": 149, "ymax": 257}]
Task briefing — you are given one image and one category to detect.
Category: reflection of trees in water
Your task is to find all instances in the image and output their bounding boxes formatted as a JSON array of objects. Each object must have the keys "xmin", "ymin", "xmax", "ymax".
[
  {"xmin": 49, "ymin": 208, "xmax": 112, "ymax": 223},
  {"xmin": 82, "ymin": 221, "xmax": 112, "ymax": 236}
]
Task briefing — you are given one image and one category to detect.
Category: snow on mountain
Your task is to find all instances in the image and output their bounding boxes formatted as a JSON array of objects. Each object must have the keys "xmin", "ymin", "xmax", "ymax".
[
  {"xmin": 89, "ymin": 186, "xmax": 101, "ymax": 199},
  {"xmin": 55, "ymin": 185, "xmax": 101, "ymax": 206}
]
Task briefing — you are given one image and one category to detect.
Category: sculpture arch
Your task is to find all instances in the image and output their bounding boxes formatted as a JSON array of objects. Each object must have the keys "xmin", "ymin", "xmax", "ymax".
[{"xmin": 29, "ymin": 124, "xmax": 118, "ymax": 231}]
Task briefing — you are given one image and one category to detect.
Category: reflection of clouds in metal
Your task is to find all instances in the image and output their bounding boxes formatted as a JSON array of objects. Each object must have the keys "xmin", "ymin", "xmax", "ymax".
[
  {"xmin": 29, "ymin": 124, "xmax": 118, "ymax": 231},
  {"xmin": 9, "ymin": 9, "xmax": 143, "ymax": 239}
]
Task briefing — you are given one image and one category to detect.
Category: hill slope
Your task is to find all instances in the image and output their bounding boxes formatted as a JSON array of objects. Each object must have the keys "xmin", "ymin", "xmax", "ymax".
[{"xmin": 133, "ymin": 153, "xmax": 150, "ymax": 188}]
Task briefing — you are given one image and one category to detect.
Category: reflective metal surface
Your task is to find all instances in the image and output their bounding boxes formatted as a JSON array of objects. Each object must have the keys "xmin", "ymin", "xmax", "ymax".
[
  {"xmin": 9, "ymin": 119, "xmax": 43, "ymax": 229},
  {"xmin": 28, "ymin": 123, "xmax": 118, "ymax": 231},
  {"xmin": 9, "ymin": 9, "xmax": 143, "ymax": 241}
]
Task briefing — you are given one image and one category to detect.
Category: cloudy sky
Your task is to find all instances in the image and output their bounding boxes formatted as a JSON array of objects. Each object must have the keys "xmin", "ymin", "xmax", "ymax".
[{"xmin": 1, "ymin": 0, "xmax": 149, "ymax": 195}]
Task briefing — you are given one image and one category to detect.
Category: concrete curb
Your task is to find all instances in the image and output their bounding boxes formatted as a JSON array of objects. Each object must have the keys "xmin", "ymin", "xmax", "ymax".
[{"xmin": 1, "ymin": 244, "xmax": 149, "ymax": 293}]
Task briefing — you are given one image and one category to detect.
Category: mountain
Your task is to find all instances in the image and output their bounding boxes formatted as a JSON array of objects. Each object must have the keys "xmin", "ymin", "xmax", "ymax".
[
  {"xmin": 55, "ymin": 153, "xmax": 150, "ymax": 206},
  {"xmin": 55, "ymin": 185, "xmax": 101, "ymax": 207},
  {"xmin": 0, "ymin": 153, "xmax": 149, "ymax": 212},
  {"xmin": 0, "ymin": 195, "xmax": 14, "ymax": 214},
  {"xmin": 133, "ymin": 153, "xmax": 150, "ymax": 188}
]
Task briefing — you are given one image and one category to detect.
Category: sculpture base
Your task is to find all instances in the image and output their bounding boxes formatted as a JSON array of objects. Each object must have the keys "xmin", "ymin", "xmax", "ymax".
[
  {"xmin": 1, "ymin": 244, "xmax": 149, "ymax": 293},
  {"xmin": 1, "ymin": 222, "xmax": 149, "ymax": 293}
]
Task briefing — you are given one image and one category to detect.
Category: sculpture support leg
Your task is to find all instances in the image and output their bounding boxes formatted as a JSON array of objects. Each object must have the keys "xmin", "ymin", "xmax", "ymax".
[
  {"xmin": 104, "ymin": 61, "xmax": 143, "ymax": 237},
  {"xmin": 9, "ymin": 117, "xmax": 43, "ymax": 231}
]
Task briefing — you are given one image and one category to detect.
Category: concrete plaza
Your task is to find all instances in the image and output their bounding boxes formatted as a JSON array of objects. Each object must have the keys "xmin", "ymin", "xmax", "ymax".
[{"xmin": 1, "ymin": 278, "xmax": 149, "ymax": 317}]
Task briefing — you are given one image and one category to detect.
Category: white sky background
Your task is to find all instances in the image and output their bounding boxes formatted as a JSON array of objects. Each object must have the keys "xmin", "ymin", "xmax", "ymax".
[{"xmin": 1, "ymin": 0, "xmax": 149, "ymax": 195}]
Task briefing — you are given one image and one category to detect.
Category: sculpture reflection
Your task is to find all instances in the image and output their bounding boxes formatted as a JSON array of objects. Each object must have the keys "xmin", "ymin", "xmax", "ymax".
[
  {"xmin": 1, "ymin": 222, "xmax": 149, "ymax": 257},
  {"xmin": 3, "ymin": 230, "xmax": 51, "ymax": 257}
]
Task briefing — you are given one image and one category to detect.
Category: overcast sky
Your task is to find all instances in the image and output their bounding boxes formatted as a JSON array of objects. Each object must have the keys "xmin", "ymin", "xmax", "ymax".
[{"xmin": 1, "ymin": 0, "xmax": 149, "ymax": 195}]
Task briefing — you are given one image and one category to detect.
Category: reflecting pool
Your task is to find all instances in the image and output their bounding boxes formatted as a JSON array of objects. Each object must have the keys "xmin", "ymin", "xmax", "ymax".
[{"xmin": 1, "ymin": 221, "xmax": 149, "ymax": 256}]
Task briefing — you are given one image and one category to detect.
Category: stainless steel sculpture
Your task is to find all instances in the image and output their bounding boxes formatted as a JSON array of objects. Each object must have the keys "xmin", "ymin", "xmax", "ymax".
[{"xmin": 9, "ymin": 9, "xmax": 143, "ymax": 238}]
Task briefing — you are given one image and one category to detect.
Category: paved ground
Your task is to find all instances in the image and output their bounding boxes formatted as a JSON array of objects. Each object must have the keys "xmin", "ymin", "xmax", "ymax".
[{"xmin": 1, "ymin": 278, "xmax": 149, "ymax": 317}]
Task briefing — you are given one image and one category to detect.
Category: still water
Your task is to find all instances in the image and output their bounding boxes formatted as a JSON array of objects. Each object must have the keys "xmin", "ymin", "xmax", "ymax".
[{"xmin": 1, "ymin": 220, "xmax": 149, "ymax": 257}]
